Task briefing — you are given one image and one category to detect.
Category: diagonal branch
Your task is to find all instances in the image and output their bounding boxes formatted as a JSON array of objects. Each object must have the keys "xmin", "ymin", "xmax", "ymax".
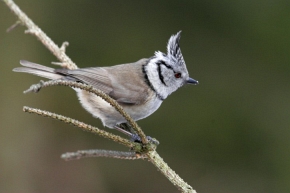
[
  {"xmin": 23, "ymin": 106, "xmax": 135, "ymax": 149},
  {"xmin": 147, "ymin": 151, "xmax": 196, "ymax": 193},
  {"xmin": 24, "ymin": 79, "xmax": 148, "ymax": 144},
  {"xmin": 3, "ymin": 0, "xmax": 77, "ymax": 70}
]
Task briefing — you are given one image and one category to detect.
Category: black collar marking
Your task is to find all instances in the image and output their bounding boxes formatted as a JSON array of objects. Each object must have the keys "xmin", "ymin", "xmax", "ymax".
[{"xmin": 142, "ymin": 62, "xmax": 164, "ymax": 101}]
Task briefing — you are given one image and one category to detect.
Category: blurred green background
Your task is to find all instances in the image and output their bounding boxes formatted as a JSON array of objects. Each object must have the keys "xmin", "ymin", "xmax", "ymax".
[{"xmin": 1, "ymin": 0, "xmax": 290, "ymax": 192}]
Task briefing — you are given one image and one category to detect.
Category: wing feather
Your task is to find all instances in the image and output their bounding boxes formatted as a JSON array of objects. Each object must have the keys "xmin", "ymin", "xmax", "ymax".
[{"xmin": 57, "ymin": 58, "xmax": 150, "ymax": 105}]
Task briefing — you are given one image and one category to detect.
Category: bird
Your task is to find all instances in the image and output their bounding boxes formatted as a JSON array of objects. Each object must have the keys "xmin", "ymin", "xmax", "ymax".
[{"xmin": 13, "ymin": 31, "xmax": 198, "ymax": 140}]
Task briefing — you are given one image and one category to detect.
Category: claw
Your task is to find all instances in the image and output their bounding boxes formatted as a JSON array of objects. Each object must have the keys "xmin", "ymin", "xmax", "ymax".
[{"xmin": 131, "ymin": 134, "xmax": 159, "ymax": 145}]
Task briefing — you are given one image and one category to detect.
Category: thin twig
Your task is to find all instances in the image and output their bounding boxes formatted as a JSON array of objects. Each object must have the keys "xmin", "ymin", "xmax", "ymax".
[
  {"xmin": 61, "ymin": 150, "xmax": 145, "ymax": 161},
  {"xmin": 23, "ymin": 106, "xmax": 136, "ymax": 149},
  {"xmin": 6, "ymin": 20, "xmax": 21, "ymax": 32},
  {"xmin": 24, "ymin": 79, "xmax": 148, "ymax": 144},
  {"xmin": 3, "ymin": 0, "xmax": 77, "ymax": 70}
]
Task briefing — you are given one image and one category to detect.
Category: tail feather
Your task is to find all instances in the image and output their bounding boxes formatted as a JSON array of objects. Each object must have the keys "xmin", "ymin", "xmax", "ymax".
[{"xmin": 13, "ymin": 60, "xmax": 63, "ymax": 80}]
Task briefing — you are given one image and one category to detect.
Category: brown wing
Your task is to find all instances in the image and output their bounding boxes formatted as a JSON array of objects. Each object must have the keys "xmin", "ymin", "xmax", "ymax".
[
  {"xmin": 58, "ymin": 58, "xmax": 150, "ymax": 105},
  {"xmin": 105, "ymin": 59, "xmax": 150, "ymax": 105},
  {"xmin": 62, "ymin": 67, "xmax": 114, "ymax": 94}
]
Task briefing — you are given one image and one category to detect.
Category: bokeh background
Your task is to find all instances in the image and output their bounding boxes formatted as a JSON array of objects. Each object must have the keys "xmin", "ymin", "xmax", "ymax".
[{"xmin": 1, "ymin": 1, "xmax": 290, "ymax": 192}]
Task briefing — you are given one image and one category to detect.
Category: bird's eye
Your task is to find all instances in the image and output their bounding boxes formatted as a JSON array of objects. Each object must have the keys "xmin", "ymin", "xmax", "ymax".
[{"xmin": 174, "ymin": 73, "xmax": 181, "ymax": 78}]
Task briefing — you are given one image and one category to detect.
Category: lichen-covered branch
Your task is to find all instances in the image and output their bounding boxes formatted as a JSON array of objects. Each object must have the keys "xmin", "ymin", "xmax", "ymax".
[
  {"xmin": 61, "ymin": 149, "xmax": 145, "ymax": 161},
  {"xmin": 147, "ymin": 151, "xmax": 196, "ymax": 193},
  {"xmin": 24, "ymin": 79, "xmax": 148, "ymax": 144},
  {"xmin": 23, "ymin": 106, "xmax": 136, "ymax": 149},
  {"xmin": 3, "ymin": 0, "xmax": 77, "ymax": 70}
]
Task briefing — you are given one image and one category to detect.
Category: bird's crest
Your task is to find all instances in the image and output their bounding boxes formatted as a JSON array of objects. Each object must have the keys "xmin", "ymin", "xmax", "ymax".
[{"xmin": 167, "ymin": 31, "xmax": 185, "ymax": 66}]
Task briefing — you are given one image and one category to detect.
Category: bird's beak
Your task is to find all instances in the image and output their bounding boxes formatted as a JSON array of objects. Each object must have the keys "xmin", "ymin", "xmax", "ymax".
[{"xmin": 187, "ymin": 77, "xmax": 199, "ymax": 85}]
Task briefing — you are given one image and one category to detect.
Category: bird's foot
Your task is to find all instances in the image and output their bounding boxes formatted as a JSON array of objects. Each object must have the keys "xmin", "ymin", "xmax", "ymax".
[{"xmin": 131, "ymin": 134, "xmax": 159, "ymax": 146}]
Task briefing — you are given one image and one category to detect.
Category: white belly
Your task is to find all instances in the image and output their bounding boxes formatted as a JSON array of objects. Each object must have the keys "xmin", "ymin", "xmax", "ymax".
[{"xmin": 76, "ymin": 90, "xmax": 162, "ymax": 128}]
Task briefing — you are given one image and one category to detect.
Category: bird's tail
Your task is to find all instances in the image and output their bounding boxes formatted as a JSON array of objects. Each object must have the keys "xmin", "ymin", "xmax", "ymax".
[{"xmin": 13, "ymin": 60, "xmax": 64, "ymax": 80}]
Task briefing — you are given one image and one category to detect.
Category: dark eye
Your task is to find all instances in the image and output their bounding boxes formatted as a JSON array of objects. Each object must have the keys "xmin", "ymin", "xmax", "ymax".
[{"xmin": 175, "ymin": 73, "xmax": 181, "ymax": 78}]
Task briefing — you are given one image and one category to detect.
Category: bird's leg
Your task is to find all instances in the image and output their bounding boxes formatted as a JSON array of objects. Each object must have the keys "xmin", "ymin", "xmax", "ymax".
[
  {"xmin": 114, "ymin": 124, "xmax": 142, "ymax": 143},
  {"xmin": 115, "ymin": 123, "xmax": 159, "ymax": 145},
  {"xmin": 114, "ymin": 125, "xmax": 133, "ymax": 137},
  {"xmin": 119, "ymin": 123, "xmax": 137, "ymax": 135}
]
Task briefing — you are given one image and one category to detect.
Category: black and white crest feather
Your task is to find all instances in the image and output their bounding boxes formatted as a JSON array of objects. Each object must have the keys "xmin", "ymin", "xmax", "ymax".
[{"xmin": 167, "ymin": 31, "xmax": 185, "ymax": 66}]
